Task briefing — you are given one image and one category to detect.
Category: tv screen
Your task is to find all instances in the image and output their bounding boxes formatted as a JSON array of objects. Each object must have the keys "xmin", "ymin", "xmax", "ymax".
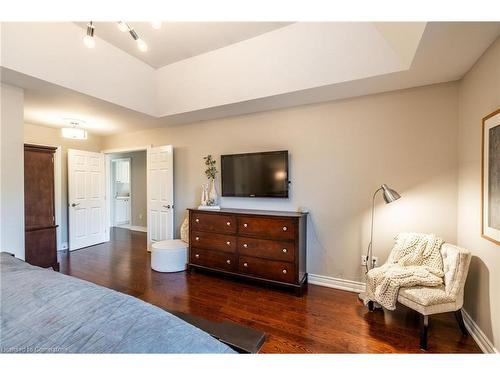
[{"xmin": 221, "ymin": 151, "xmax": 289, "ymax": 198}]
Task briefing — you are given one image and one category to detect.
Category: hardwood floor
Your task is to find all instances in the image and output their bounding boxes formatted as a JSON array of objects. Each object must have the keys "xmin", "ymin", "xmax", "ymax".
[{"xmin": 59, "ymin": 228, "xmax": 481, "ymax": 354}]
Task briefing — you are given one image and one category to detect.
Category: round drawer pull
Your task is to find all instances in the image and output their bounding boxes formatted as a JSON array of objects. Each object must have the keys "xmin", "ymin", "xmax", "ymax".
[
  {"xmin": 226, "ymin": 259, "xmax": 231, "ymax": 264},
  {"xmin": 243, "ymin": 262, "xmax": 248, "ymax": 267},
  {"xmin": 226, "ymin": 241, "xmax": 231, "ymax": 245},
  {"xmin": 243, "ymin": 223, "xmax": 248, "ymax": 228},
  {"xmin": 282, "ymin": 269, "xmax": 287, "ymax": 274},
  {"xmin": 243, "ymin": 243, "xmax": 248, "ymax": 248},
  {"xmin": 226, "ymin": 221, "xmax": 231, "ymax": 226},
  {"xmin": 282, "ymin": 226, "xmax": 288, "ymax": 231},
  {"xmin": 195, "ymin": 254, "xmax": 200, "ymax": 258},
  {"xmin": 282, "ymin": 248, "xmax": 287, "ymax": 253},
  {"xmin": 195, "ymin": 236, "xmax": 199, "ymax": 241},
  {"xmin": 195, "ymin": 218, "xmax": 200, "ymax": 223}
]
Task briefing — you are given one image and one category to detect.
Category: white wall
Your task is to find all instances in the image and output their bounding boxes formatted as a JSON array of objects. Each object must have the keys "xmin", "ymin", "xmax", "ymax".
[
  {"xmin": 457, "ymin": 37, "xmax": 500, "ymax": 351},
  {"xmin": 1, "ymin": 84, "xmax": 25, "ymax": 259},
  {"xmin": 103, "ymin": 82, "xmax": 459, "ymax": 282},
  {"xmin": 155, "ymin": 22, "xmax": 410, "ymax": 116}
]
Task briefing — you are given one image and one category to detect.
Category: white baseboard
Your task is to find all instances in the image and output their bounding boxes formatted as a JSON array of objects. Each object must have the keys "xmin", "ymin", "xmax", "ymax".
[
  {"xmin": 57, "ymin": 242, "xmax": 68, "ymax": 252},
  {"xmin": 308, "ymin": 273, "xmax": 366, "ymax": 293},
  {"xmin": 129, "ymin": 226, "xmax": 147, "ymax": 233},
  {"xmin": 462, "ymin": 309, "xmax": 498, "ymax": 354}
]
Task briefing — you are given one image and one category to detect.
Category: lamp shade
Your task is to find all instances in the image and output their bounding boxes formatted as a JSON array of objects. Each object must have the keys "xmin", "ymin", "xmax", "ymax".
[{"xmin": 381, "ymin": 184, "xmax": 401, "ymax": 204}]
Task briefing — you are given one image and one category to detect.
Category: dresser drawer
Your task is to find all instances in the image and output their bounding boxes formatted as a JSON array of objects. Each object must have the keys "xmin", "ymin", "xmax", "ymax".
[
  {"xmin": 238, "ymin": 217, "xmax": 295, "ymax": 240},
  {"xmin": 192, "ymin": 231, "xmax": 236, "ymax": 253},
  {"xmin": 191, "ymin": 212, "xmax": 236, "ymax": 234},
  {"xmin": 190, "ymin": 248, "xmax": 236, "ymax": 272},
  {"xmin": 238, "ymin": 256, "xmax": 295, "ymax": 284},
  {"xmin": 238, "ymin": 237, "xmax": 294, "ymax": 262}
]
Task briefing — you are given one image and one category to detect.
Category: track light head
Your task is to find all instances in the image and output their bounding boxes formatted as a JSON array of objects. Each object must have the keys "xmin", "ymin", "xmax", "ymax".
[
  {"xmin": 117, "ymin": 21, "xmax": 129, "ymax": 32},
  {"xmin": 83, "ymin": 21, "xmax": 95, "ymax": 48}
]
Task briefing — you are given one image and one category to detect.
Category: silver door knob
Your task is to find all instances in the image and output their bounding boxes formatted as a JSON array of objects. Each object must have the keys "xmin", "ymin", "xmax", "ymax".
[
  {"xmin": 243, "ymin": 243, "xmax": 248, "ymax": 248},
  {"xmin": 243, "ymin": 223, "xmax": 248, "ymax": 228},
  {"xmin": 195, "ymin": 254, "xmax": 199, "ymax": 258},
  {"xmin": 226, "ymin": 259, "xmax": 231, "ymax": 264},
  {"xmin": 195, "ymin": 218, "xmax": 200, "ymax": 223},
  {"xmin": 226, "ymin": 241, "xmax": 231, "ymax": 245},
  {"xmin": 282, "ymin": 269, "xmax": 287, "ymax": 274},
  {"xmin": 282, "ymin": 226, "xmax": 288, "ymax": 231},
  {"xmin": 71, "ymin": 203, "xmax": 80, "ymax": 207},
  {"xmin": 243, "ymin": 262, "xmax": 248, "ymax": 267},
  {"xmin": 163, "ymin": 205, "xmax": 171, "ymax": 209},
  {"xmin": 195, "ymin": 236, "xmax": 199, "ymax": 241},
  {"xmin": 226, "ymin": 221, "xmax": 231, "ymax": 226},
  {"xmin": 282, "ymin": 248, "xmax": 287, "ymax": 253}
]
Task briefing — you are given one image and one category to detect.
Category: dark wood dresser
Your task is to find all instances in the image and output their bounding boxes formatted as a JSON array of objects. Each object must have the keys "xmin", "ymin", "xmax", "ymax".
[
  {"xmin": 24, "ymin": 144, "xmax": 59, "ymax": 271},
  {"xmin": 188, "ymin": 208, "xmax": 307, "ymax": 295}
]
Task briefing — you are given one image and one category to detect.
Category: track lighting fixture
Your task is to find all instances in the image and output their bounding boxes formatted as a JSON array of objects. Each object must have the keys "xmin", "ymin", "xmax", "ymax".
[
  {"xmin": 117, "ymin": 21, "xmax": 129, "ymax": 32},
  {"xmin": 83, "ymin": 21, "xmax": 95, "ymax": 48},
  {"xmin": 128, "ymin": 27, "xmax": 148, "ymax": 52},
  {"xmin": 84, "ymin": 22, "xmax": 154, "ymax": 52}
]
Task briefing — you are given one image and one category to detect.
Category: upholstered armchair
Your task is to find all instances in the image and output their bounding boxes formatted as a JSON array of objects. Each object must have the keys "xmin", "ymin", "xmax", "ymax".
[{"xmin": 368, "ymin": 243, "xmax": 472, "ymax": 350}]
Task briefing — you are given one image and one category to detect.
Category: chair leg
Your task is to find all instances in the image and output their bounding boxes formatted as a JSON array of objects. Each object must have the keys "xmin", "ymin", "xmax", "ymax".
[
  {"xmin": 455, "ymin": 309, "xmax": 468, "ymax": 336},
  {"xmin": 420, "ymin": 315, "xmax": 429, "ymax": 351},
  {"xmin": 368, "ymin": 300, "xmax": 375, "ymax": 312}
]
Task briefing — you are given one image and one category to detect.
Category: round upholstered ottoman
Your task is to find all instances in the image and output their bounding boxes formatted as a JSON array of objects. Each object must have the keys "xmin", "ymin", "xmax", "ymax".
[{"xmin": 151, "ymin": 239, "xmax": 188, "ymax": 272}]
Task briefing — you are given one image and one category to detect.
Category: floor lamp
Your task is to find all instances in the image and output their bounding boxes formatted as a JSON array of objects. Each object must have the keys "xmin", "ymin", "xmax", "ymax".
[{"xmin": 358, "ymin": 184, "xmax": 401, "ymax": 303}]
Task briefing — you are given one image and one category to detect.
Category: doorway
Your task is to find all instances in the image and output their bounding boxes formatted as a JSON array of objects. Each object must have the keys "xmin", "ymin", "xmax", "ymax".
[{"xmin": 108, "ymin": 151, "xmax": 147, "ymax": 233}]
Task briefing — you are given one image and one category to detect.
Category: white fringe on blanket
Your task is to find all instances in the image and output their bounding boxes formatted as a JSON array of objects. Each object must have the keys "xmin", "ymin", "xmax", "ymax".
[{"xmin": 366, "ymin": 233, "xmax": 445, "ymax": 310}]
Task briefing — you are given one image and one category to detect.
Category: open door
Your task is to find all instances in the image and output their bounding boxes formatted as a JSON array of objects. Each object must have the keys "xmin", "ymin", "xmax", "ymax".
[
  {"xmin": 68, "ymin": 149, "xmax": 106, "ymax": 251},
  {"xmin": 147, "ymin": 145, "xmax": 174, "ymax": 250}
]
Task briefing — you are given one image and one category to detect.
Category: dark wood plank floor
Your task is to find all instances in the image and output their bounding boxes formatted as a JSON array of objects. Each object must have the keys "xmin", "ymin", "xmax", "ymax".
[{"xmin": 59, "ymin": 228, "xmax": 481, "ymax": 354}]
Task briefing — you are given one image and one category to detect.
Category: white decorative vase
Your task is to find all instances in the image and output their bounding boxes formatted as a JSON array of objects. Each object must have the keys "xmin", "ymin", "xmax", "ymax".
[{"xmin": 208, "ymin": 179, "xmax": 218, "ymax": 206}]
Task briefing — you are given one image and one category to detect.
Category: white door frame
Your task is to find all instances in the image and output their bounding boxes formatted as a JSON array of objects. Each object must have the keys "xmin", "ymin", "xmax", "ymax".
[
  {"xmin": 25, "ymin": 143, "xmax": 65, "ymax": 251},
  {"xmin": 102, "ymin": 146, "xmax": 149, "ymax": 243}
]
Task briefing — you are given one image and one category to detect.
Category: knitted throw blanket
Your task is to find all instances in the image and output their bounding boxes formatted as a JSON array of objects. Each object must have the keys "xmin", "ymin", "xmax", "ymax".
[{"xmin": 366, "ymin": 233, "xmax": 445, "ymax": 310}]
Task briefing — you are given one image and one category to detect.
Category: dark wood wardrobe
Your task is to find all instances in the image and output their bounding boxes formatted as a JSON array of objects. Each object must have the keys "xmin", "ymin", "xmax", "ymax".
[{"xmin": 24, "ymin": 144, "xmax": 59, "ymax": 271}]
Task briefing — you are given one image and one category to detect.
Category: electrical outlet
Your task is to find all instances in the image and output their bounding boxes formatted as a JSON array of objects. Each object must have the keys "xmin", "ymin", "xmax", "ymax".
[
  {"xmin": 371, "ymin": 257, "xmax": 379, "ymax": 267},
  {"xmin": 361, "ymin": 255, "xmax": 368, "ymax": 266}
]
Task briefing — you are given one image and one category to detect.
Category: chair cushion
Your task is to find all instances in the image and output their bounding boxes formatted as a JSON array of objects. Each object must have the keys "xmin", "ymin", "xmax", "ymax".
[
  {"xmin": 152, "ymin": 239, "xmax": 188, "ymax": 251},
  {"xmin": 440, "ymin": 243, "xmax": 460, "ymax": 294},
  {"xmin": 399, "ymin": 285, "xmax": 454, "ymax": 306}
]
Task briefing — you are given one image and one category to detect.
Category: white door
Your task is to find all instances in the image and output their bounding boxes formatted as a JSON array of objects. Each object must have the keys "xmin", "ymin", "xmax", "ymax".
[
  {"xmin": 147, "ymin": 145, "xmax": 174, "ymax": 250},
  {"xmin": 68, "ymin": 149, "xmax": 106, "ymax": 250}
]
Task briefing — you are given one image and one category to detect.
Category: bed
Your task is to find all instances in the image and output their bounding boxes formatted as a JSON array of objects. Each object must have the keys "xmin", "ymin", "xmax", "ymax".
[{"xmin": 0, "ymin": 252, "xmax": 234, "ymax": 353}]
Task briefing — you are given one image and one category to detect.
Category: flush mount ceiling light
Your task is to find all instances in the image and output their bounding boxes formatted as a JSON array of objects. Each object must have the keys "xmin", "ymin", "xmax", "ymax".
[
  {"xmin": 83, "ymin": 21, "xmax": 158, "ymax": 52},
  {"xmin": 62, "ymin": 120, "xmax": 88, "ymax": 140}
]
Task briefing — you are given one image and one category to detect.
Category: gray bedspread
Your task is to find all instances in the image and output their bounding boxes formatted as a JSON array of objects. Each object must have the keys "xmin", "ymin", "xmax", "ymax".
[{"xmin": 0, "ymin": 253, "xmax": 234, "ymax": 353}]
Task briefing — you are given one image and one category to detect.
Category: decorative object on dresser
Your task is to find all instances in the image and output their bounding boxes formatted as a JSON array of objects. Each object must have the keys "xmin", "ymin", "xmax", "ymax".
[
  {"xmin": 24, "ymin": 144, "xmax": 59, "ymax": 271},
  {"xmin": 198, "ymin": 154, "xmax": 220, "ymax": 210},
  {"xmin": 188, "ymin": 208, "xmax": 307, "ymax": 295},
  {"xmin": 481, "ymin": 108, "xmax": 500, "ymax": 244}
]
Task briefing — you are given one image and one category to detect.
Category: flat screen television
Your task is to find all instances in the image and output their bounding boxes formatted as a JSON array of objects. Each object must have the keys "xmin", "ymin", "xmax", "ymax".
[{"xmin": 221, "ymin": 150, "xmax": 289, "ymax": 198}]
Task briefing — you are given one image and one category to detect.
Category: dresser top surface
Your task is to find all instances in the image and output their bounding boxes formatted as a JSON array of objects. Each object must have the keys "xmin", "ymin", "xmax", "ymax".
[{"xmin": 188, "ymin": 207, "xmax": 307, "ymax": 218}]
